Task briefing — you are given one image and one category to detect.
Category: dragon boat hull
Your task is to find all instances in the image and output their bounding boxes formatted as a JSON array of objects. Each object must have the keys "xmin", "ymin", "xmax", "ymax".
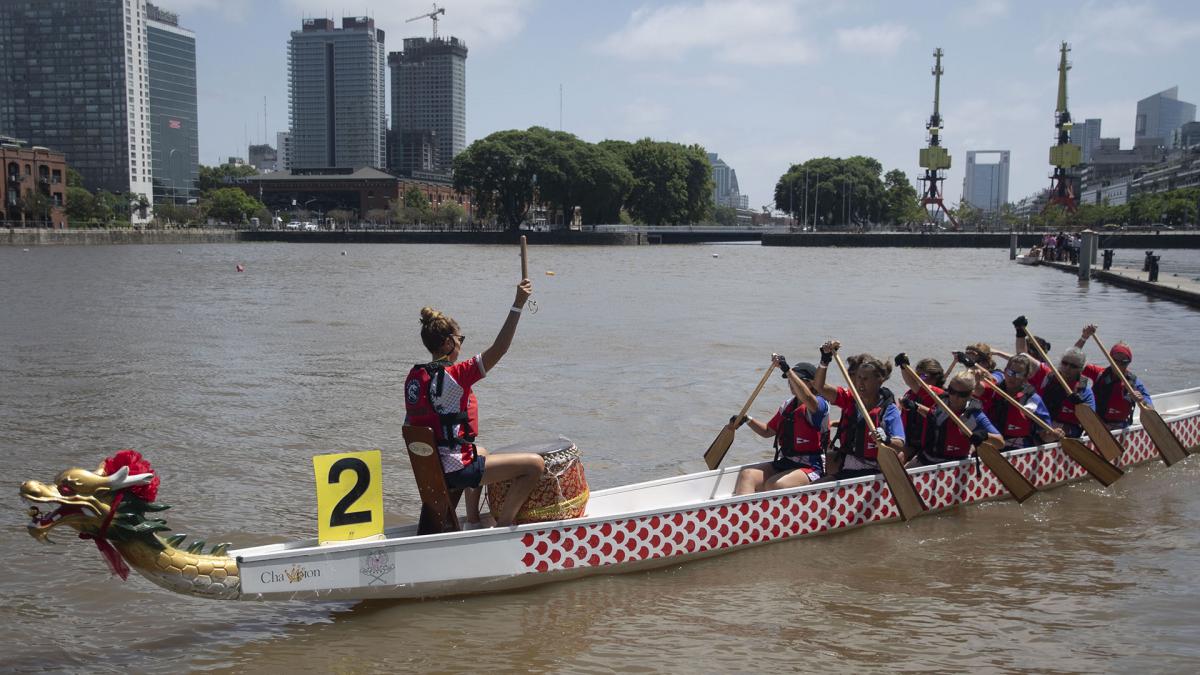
[{"xmin": 231, "ymin": 387, "xmax": 1200, "ymax": 601}]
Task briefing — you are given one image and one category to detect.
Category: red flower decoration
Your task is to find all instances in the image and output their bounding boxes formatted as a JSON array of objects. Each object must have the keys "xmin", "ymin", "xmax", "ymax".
[{"xmin": 102, "ymin": 449, "xmax": 160, "ymax": 502}]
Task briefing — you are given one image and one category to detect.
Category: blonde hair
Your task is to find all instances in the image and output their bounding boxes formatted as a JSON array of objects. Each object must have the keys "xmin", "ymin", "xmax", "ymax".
[
  {"xmin": 965, "ymin": 342, "xmax": 996, "ymax": 370},
  {"xmin": 419, "ymin": 306, "xmax": 459, "ymax": 356},
  {"xmin": 1007, "ymin": 353, "xmax": 1036, "ymax": 377},
  {"xmin": 948, "ymin": 370, "xmax": 977, "ymax": 391}
]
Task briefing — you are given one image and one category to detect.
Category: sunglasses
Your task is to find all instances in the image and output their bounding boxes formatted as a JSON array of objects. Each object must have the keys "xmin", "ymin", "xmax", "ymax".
[
  {"xmin": 1114, "ymin": 358, "xmax": 1130, "ymax": 365},
  {"xmin": 453, "ymin": 334, "xmax": 466, "ymax": 346},
  {"xmin": 1004, "ymin": 368, "xmax": 1025, "ymax": 377},
  {"xmin": 947, "ymin": 388, "xmax": 972, "ymax": 398},
  {"xmin": 1060, "ymin": 361, "xmax": 1081, "ymax": 369}
]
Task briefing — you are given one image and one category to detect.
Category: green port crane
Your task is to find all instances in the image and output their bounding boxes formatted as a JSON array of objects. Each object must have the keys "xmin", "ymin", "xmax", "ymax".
[
  {"xmin": 1044, "ymin": 42, "xmax": 1082, "ymax": 213},
  {"xmin": 918, "ymin": 48, "xmax": 960, "ymax": 230}
]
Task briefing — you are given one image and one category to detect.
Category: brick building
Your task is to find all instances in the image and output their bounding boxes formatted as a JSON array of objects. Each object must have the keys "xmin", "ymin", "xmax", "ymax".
[
  {"xmin": 1, "ymin": 137, "xmax": 68, "ymax": 227},
  {"xmin": 234, "ymin": 167, "xmax": 471, "ymax": 222}
]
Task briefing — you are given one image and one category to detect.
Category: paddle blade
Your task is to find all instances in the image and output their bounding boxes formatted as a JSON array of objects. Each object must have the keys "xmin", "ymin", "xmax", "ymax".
[
  {"xmin": 976, "ymin": 440, "xmax": 1037, "ymax": 503},
  {"xmin": 1140, "ymin": 408, "xmax": 1189, "ymax": 466},
  {"xmin": 877, "ymin": 446, "xmax": 926, "ymax": 521},
  {"xmin": 703, "ymin": 427, "xmax": 736, "ymax": 470},
  {"xmin": 1075, "ymin": 404, "xmax": 1124, "ymax": 463},
  {"xmin": 1061, "ymin": 438, "xmax": 1124, "ymax": 487}
]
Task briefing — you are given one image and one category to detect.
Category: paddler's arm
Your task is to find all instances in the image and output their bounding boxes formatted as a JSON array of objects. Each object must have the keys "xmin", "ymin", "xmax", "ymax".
[
  {"xmin": 894, "ymin": 353, "xmax": 922, "ymax": 393},
  {"xmin": 1013, "ymin": 315, "xmax": 1029, "ymax": 356},
  {"xmin": 481, "ymin": 278, "xmax": 532, "ymax": 373},
  {"xmin": 1073, "ymin": 323, "xmax": 1097, "ymax": 350},
  {"xmin": 813, "ymin": 340, "xmax": 840, "ymax": 399}
]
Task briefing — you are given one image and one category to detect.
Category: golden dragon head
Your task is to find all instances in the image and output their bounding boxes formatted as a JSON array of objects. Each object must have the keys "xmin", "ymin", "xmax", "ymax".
[{"xmin": 20, "ymin": 450, "xmax": 162, "ymax": 544}]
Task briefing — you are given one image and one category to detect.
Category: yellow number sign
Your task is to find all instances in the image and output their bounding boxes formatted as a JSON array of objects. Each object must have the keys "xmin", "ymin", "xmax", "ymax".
[{"xmin": 313, "ymin": 450, "xmax": 384, "ymax": 544}]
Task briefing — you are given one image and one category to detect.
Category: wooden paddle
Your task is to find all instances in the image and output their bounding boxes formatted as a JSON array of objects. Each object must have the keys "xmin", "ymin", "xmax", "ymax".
[
  {"xmin": 901, "ymin": 364, "xmax": 1036, "ymax": 502},
  {"xmin": 520, "ymin": 234, "xmax": 529, "ymax": 280},
  {"xmin": 1090, "ymin": 333, "xmax": 1188, "ymax": 465},
  {"xmin": 1023, "ymin": 326, "xmax": 1125, "ymax": 463},
  {"xmin": 832, "ymin": 353, "xmax": 926, "ymax": 521},
  {"xmin": 703, "ymin": 362, "xmax": 777, "ymax": 470},
  {"xmin": 982, "ymin": 379, "xmax": 1123, "ymax": 486}
]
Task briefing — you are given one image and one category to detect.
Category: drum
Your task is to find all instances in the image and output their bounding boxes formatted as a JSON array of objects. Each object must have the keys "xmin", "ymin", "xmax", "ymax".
[{"xmin": 485, "ymin": 438, "xmax": 589, "ymax": 524}]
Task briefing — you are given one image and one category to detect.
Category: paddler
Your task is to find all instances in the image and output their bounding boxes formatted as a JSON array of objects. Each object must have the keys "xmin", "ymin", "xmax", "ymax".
[
  {"xmin": 404, "ymin": 279, "xmax": 545, "ymax": 528},
  {"xmin": 900, "ymin": 369, "xmax": 1003, "ymax": 467},
  {"xmin": 729, "ymin": 355, "xmax": 828, "ymax": 495},
  {"xmin": 1074, "ymin": 324, "xmax": 1153, "ymax": 429},
  {"xmin": 979, "ymin": 353, "xmax": 1062, "ymax": 449},
  {"xmin": 1030, "ymin": 346, "xmax": 1097, "ymax": 438},
  {"xmin": 813, "ymin": 341, "xmax": 908, "ymax": 479},
  {"xmin": 895, "ymin": 353, "xmax": 945, "ymax": 454}
]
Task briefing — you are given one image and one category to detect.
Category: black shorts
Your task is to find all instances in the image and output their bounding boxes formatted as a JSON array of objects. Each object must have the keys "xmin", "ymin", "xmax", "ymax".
[{"xmin": 444, "ymin": 455, "xmax": 486, "ymax": 490}]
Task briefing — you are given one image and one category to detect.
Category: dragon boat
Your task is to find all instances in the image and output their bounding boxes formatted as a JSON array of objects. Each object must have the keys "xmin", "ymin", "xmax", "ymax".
[{"xmin": 20, "ymin": 387, "xmax": 1200, "ymax": 602}]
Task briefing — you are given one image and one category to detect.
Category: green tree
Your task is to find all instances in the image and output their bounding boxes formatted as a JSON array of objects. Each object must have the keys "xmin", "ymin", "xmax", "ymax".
[
  {"xmin": 881, "ymin": 169, "xmax": 921, "ymax": 226},
  {"xmin": 453, "ymin": 132, "xmax": 536, "ymax": 228},
  {"xmin": 66, "ymin": 167, "xmax": 85, "ymax": 188},
  {"xmin": 199, "ymin": 163, "xmax": 258, "ymax": 193},
  {"xmin": 713, "ymin": 205, "xmax": 738, "ymax": 227},
  {"xmin": 64, "ymin": 186, "xmax": 96, "ymax": 226},
  {"xmin": 205, "ymin": 187, "xmax": 265, "ymax": 224},
  {"xmin": 435, "ymin": 202, "xmax": 467, "ymax": 226}
]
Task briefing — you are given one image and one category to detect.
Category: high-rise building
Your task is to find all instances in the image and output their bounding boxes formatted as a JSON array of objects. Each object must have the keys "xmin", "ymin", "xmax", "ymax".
[
  {"xmin": 962, "ymin": 150, "xmax": 1010, "ymax": 212},
  {"xmin": 288, "ymin": 17, "xmax": 386, "ymax": 170},
  {"xmin": 708, "ymin": 153, "xmax": 747, "ymax": 209},
  {"xmin": 1074, "ymin": 118, "xmax": 1102, "ymax": 164},
  {"xmin": 276, "ymin": 131, "xmax": 291, "ymax": 170},
  {"xmin": 0, "ymin": 0, "xmax": 154, "ymax": 219},
  {"xmin": 388, "ymin": 36, "xmax": 467, "ymax": 176},
  {"xmin": 1134, "ymin": 86, "xmax": 1196, "ymax": 149},
  {"xmin": 146, "ymin": 2, "xmax": 198, "ymax": 205},
  {"xmin": 248, "ymin": 144, "xmax": 278, "ymax": 172}
]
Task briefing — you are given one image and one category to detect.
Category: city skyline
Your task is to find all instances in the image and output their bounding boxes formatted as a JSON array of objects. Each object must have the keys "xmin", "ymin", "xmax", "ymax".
[{"xmin": 153, "ymin": 0, "xmax": 1198, "ymax": 210}]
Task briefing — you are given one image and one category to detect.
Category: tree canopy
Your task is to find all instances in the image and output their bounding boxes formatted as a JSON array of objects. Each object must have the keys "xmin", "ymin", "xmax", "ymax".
[
  {"xmin": 454, "ymin": 128, "xmax": 705, "ymax": 228},
  {"xmin": 774, "ymin": 156, "xmax": 916, "ymax": 228}
]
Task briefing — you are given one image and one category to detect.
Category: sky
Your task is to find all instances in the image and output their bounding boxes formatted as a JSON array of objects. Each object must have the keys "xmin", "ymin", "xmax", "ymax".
[{"xmin": 165, "ymin": 0, "xmax": 1200, "ymax": 210}]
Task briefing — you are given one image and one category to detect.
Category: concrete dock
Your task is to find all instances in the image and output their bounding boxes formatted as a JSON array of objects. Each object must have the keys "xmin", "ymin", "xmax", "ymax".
[{"xmin": 1040, "ymin": 260, "xmax": 1200, "ymax": 308}]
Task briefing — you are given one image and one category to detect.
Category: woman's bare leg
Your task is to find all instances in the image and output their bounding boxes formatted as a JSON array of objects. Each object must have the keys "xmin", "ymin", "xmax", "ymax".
[
  {"xmin": 762, "ymin": 467, "xmax": 813, "ymax": 491},
  {"xmin": 733, "ymin": 462, "xmax": 774, "ymax": 495},
  {"xmin": 479, "ymin": 453, "xmax": 545, "ymax": 526}
]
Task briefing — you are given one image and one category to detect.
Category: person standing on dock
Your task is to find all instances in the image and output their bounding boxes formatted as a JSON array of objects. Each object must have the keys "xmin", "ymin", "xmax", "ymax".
[
  {"xmin": 729, "ymin": 356, "xmax": 828, "ymax": 495},
  {"xmin": 1074, "ymin": 324, "xmax": 1153, "ymax": 429}
]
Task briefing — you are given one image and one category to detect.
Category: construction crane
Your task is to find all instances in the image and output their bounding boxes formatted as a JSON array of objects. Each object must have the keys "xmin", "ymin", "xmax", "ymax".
[
  {"xmin": 918, "ymin": 48, "xmax": 960, "ymax": 230},
  {"xmin": 1044, "ymin": 42, "xmax": 1082, "ymax": 213},
  {"xmin": 407, "ymin": 3, "xmax": 446, "ymax": 40}
]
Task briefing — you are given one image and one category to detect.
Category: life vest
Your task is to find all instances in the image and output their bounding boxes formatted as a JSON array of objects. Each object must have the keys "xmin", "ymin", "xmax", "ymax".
[
  {"xmin": 835, "ymin": 387, "xmax": 896, "ymax": 461},
  {"xmin": 1091, "ymin": 367, "xmax": 1135, "ymax": 424},
  {"xmin": 985, "ymin": 383, "xmax": 1038, "ymax": 444},
  {"xmin": 901, "ymin": 387, "xmax": 941, "ymax": 451},
  {"xmin": 1041, "ymin": 375, "xmax": 1089, "ymax": 426},
  {"xmin": 404, "ymin": 361, "xmax": 476, "ymax": 459},
  {"xmin": 773, "ymin": 397, "xmax": 828, "ymax": 468},
  {"xmin": 926, "ymin": 397, "xmax": 984, "ymax": 460}
]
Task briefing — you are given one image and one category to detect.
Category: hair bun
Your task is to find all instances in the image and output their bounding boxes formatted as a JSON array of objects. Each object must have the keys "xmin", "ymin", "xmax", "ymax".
[{"xmin": 419, "ymin": 306, "xmax": 442, "ymax": 326}]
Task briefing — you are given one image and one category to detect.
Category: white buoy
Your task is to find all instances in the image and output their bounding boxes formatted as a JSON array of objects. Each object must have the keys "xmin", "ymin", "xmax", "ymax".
[
  {"xmin": 341, "ymin": 251, "xmax": 347, "ymax": 256},
  {"xmin": 177, "ymin": 249, "xmax": 182, "ymax": 254},
  {"xmin": 23, "ymin": 248, "xmax": 30, "ymax": 252},
  {"xmin": 712, "ymin": 253, "xmax": 719, "ymax": 258}
]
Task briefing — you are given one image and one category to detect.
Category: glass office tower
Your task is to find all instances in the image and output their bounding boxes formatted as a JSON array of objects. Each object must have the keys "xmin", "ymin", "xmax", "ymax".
[{"xmin": 145, "ymin": 3, "xmax": 198, "ymax": 205}]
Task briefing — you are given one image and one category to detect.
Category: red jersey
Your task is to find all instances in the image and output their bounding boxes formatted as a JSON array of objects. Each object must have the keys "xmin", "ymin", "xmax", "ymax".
[{"xmin": 404, "ymin": 355, "xmax": 487, "ymax": 472}]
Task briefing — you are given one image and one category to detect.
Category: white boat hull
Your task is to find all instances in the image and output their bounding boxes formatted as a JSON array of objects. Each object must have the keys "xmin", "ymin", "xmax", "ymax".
[{"xmin": 234, "ymin": 388, "xmax": 1200, "ymax": 601}]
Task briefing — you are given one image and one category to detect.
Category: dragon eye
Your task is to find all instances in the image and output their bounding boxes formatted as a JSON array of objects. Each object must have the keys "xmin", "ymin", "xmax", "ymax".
[{"xmin": 59, "ymin": 482, "xmax": 74, "ymax": 495}]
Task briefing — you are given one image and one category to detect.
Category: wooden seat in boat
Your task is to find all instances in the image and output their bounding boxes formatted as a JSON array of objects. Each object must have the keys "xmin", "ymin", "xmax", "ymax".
[{"xmin": 402, "ymin": 425, "xmax": 463, "ymax": 535}]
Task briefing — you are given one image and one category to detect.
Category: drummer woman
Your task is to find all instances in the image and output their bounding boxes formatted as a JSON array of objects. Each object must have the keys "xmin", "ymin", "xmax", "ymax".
[
  {"xmin": 730, "ymin": 355, "xmax": 829, "ymax": 495},
  {"xmin": 404, "ymin": 279, "xmax": 545, "ymax": 528}
]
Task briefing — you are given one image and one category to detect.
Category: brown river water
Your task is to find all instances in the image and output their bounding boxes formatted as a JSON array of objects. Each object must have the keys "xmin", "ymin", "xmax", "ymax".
[{"xmin": 3, "ymin": 243, "xmax": 1200, "ymax": 673}]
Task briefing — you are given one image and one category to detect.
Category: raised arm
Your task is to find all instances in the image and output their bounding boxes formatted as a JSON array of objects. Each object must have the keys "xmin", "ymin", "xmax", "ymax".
[
  {"xmin": 813, "ymin": 340, "xmax": 841, "ymax": 400},
  {"xmin": 481, "ymin": 278, "xmax": 533, "ymax": 373},
  {"xmin": 1013, "ymin": 315, "xmax": 1028, "ymax": 356},
  {"xmin": 1074, "ymin": 323, "xmax": 1097, "ymax": 350}
]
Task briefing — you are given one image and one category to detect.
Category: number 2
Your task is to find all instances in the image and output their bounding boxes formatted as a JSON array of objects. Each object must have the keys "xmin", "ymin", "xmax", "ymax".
[{"xmin": 328, "ymin": 457, "xmax": 372, "ymax": 527}]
